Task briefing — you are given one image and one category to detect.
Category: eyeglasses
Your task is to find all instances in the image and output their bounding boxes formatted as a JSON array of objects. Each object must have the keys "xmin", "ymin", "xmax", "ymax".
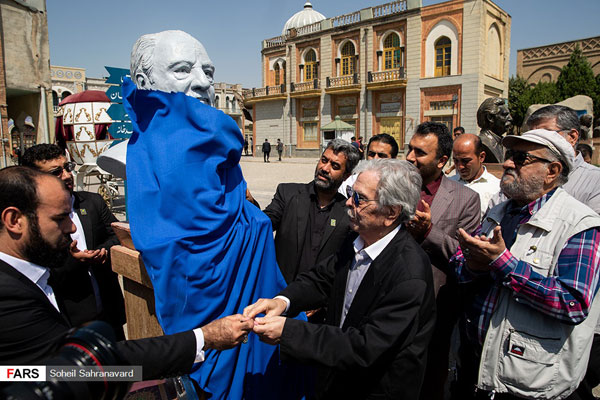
[
  {"xmin": 346, "ymin": 186, "xmax": 377, "ymax": 207},
  {"xmin": 48, "ymin": 162, "xmax": 76, "ymax": 177},
  {"xmin": 505, "ymin": 150, "xmax": 552, "ymax": 167}
]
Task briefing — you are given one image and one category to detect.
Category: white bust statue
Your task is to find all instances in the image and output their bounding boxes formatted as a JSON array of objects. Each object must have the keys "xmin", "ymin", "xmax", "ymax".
[{"xmin": 97, "ymin": 30, "xmax": 216, "ymax": 177}]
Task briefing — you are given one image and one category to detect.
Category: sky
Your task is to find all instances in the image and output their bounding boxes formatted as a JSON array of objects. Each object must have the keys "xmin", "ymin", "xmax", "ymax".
[{"xmin": 47, "ymin": 0, "xmax": 600, "ymax": 89}]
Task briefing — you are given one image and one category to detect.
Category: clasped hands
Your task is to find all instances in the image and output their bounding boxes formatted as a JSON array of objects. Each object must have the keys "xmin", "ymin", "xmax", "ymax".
[{"xmin": 241, "ymin": 298, "xmax": 288, "ymax": 345}]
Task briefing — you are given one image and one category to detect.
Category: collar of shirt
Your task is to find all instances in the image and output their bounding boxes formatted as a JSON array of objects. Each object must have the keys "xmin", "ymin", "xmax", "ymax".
[
  {"xmin": 310, "ymin": 181, "xmax": 340, "ymax": 211},
  {"xmin": 421, "ymin": 173, "xmax": 443, "ymax": 196},
  {"xmin": 0, "ymin": 251, "xmax": 59, "ymax": 311},
  {"xmin": 352, "ymin": 224, "xmax": 401, "ymax": 262},
  {"xmin": 0, "ymin": 251, "xmax": 49, "ymax": 286},
  {"xmin": 505, "ymin": 187, "xmax": 558, "ymax": 220},
  {"xmin": 458, "ymin": 166, "xmax": 492, "ymax": 185}
]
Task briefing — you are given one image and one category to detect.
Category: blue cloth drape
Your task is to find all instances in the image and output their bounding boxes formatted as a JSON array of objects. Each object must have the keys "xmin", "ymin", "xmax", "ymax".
[{"xmin": 123, "ymin": 78, "xmax": 306, "ymax": 399}]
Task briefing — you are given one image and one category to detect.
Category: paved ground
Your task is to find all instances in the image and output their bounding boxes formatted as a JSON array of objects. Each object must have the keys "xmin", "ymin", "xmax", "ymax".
[{"xmin": 240, "ymin": 154, "xmax": 317, "ymax": 207}]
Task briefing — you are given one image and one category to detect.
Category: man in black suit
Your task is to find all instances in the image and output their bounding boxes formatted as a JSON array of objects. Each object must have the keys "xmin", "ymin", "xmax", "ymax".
[
  {"xmin": 22, "ymin": 144, "xmax": 126, "ymax": 339},
  {"xmin": 263, "ymin": 138, "xmax": 360, "ymax": 285},
  {"xmin": 245, "ymin": 159, "xmax": 436, "ymax": 399},
  {"xmin": 0, "ymin": 166, "xmax": 252, "ymax": 379}
]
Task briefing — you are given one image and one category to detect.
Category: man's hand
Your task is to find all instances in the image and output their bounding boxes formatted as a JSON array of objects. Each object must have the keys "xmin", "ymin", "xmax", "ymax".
[
  {"xmin": 406, "ymin": 200, "xmax": 432, "ymax": 238},
  {"xmin": 202, "ymin": 314, "xmax": 254, "ymax": 351},
  {"xmin": 253, "ymin": 316, "xmax": 286, "ymax": 345},
  {"xmin": 457, "ymin": 226, "xmax": 506, "ymax": 271},
  {"xmin": 243, "ymin": 298, "xmax": 287, "ymax": 319},
  {"xmin": 70, "ymin": 241, "xmax": 108, "ymax": 265}
]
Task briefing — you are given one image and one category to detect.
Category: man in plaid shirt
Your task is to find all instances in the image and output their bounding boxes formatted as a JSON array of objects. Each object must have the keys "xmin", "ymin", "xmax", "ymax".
[{"xmin": 451, "ymin": 129, "xmax": 600, "ymax": 400}]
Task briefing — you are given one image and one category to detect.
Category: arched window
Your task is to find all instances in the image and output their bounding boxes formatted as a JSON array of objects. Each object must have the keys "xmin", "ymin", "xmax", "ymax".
[
  {"xmin": 486, "ymin": 24, "xmax": 501, "ymax": 78},
  {"xmin": 341, "ymin": 41, "xmax": 356, "ymax": 76},
  {"xmin": 435, "ymin": 36, "xmax": 451, "ymax": 77},
  {"xmin": 226, "ymin": 97, "xmax": 230, "ymax": 109},
  {"xmin": 305, "ymin": 49, "xmax": 318, "ymax": 82},
  {"xmin": 52, "ymin": 91, "xmax": 59, "ymax": 109},
  {"xmin": 61, "ymin": 91, "xmax": 72, "ymax": 100},
  {"xmin": 383, "ymin": 33, "xmax": 402, "ymax": 70},
  {"xmin": 274, "ymin": 63, "xmax": 281, "ymax": 86},
  {"xmin": 215, "ymin": 95, "xmax": 220, "ymax": 108},
  {"xmin": 282, "ymin": 61, "xmax": 287, "ymax": 85}
]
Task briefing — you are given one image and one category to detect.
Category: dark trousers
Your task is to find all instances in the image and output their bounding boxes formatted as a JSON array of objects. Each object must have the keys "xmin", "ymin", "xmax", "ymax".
[
  {"xmin": 278, "ymin": 150, "xmax": 283, "ymax": 161},
  {"xmin": 263, "ymin": 151, "xmax": 270, "ymax": 162}
]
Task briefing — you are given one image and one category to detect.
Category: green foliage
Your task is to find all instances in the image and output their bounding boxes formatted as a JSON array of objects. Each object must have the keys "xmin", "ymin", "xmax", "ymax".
[
  {"xmin": 556, "ymin": 46, "xmax": 598, "ymax": 100},
  {"xmin": 527, "ymin": 81, "xmax": 559, "ymax": 105},
  {"xmin": 508, "ymin": 76, "xmax": 530, "ymax": 129},
  {"xmin": 509, "ymin": 46, "xmax": 600, "ymax": 130}
]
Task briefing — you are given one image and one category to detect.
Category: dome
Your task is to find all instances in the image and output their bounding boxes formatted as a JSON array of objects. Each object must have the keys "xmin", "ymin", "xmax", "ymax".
[{"xmin": 282, "ymin": 1, "xmax": 326, "ymax": 35}]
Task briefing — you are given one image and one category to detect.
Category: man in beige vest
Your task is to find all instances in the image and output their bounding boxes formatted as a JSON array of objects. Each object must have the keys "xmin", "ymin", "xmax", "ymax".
[{"xmin": 452, "ymin": 129, "xmax": 600, "ymax": 399}]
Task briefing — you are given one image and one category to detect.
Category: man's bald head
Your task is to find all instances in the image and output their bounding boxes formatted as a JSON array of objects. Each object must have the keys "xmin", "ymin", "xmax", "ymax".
[{"xmin": 452, "ymin": 133, "xmax": 485, "ymax": 182}]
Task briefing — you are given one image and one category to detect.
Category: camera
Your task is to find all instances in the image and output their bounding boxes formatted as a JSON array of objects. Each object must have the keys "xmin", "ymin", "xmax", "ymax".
[{"xmin": 0, "ymin": 321, "xmax": 131, "ymax": 400}]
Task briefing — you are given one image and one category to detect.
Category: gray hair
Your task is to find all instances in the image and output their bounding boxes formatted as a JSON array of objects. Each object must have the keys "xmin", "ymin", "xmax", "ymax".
[
  {"xmin": 130, "ymin": 32, "xmax": 158, "ymax": 86},
  {"xmin": 354, "ymin": 159, "xmax": 422, "ymax": 223},
  {"xmin": 324, "ymin": 138, "xmax": 361, "ymax": 174},
  {"xmin": 527, "ymin": 105, "xmax": 580, "ymax": 143}
]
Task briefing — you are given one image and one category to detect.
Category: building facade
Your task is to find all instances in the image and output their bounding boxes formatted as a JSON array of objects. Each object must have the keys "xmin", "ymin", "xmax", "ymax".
[
  {"xmin": 245, "ymin": 0, "xmax": 511, "ymax": 157},
  {"xmin": 0, "ymin": 0, "xmax": 53, "ymax": 167},
  {"xmin": 517, "ymin": 36, "xmax": 600, "ymax": 85}
]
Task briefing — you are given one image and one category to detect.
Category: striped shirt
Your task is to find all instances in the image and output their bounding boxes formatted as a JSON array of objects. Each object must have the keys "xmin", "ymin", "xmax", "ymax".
[{"xmin": 452, "ymin": 190, "xmax": 600, "ymax": 350}]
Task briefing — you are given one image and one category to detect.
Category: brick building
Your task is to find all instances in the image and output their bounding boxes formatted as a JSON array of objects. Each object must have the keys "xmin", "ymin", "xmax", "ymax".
[
  {"xmin": 244, "ymin": 0, "xmax": 511, "ymax": 157},
  {"xmin": 517, "ymin": 36, "xmax": 600, "ymax": 85}
]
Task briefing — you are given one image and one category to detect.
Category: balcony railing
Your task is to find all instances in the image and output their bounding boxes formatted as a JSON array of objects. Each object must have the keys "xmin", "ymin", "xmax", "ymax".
[
  {"xmin": 327, "ymin": 74, "xmax": 359, "ymax": 88},
  {"xmin": 242, "ymin": 84, "xmax": 286, "ymax": 100},
  {"xmin": 368, "ymin": 68, "xmax": 406, "ymax": 83},
  {"xmin": 332, "ymin": 10, "xmax": 361, "ymax": 28},
  {"xmin": 291, "ymin": 80, "xmax": 320, "ymax": 93},
  {"xmin": 373, "ymin": 1, "xmax": 407, "ymax": 18},
  {"xmin": 263, "ymin": 0, "xmax": 407, "ymax": 49}
]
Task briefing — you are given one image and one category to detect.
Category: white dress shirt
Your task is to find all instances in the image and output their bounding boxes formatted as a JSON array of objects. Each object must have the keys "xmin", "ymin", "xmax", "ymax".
[{"xmin": 449, "ymin": 166, "xmax": 500, "ymax": 218}]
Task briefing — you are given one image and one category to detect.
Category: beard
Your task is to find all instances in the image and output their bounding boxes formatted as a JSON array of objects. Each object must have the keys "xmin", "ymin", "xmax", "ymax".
[
  {"xmin": 501, "ymin": 168, "xmax": 544, "ymax": 203},
  {"xmin": 22, "ymin": 214, "xmax": 72, "ymax": 269},
  {"xmin": 314, "ymin": 167, "xmax": 341, "ymax": 191}
]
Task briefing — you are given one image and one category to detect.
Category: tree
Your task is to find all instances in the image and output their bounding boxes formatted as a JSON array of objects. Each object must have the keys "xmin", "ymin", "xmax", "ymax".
[
  {"xmin": 526, "ymin": 81, "xmax": 559, "ymax": 106},
  {"xmin": 508, "ymin": 75, "xmax": 530, "ymax": 131},
  {"xmin": 556, "ymin": 45, "xmax": 598, "ymax": 100}
]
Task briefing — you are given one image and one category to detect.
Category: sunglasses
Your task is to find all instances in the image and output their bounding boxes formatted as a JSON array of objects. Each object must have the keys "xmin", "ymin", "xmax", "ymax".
[
  {"xmin": 346, "ymin": 186, "xmax": 377, "ymax": 207},
  {"xmin": 48, "ymin": 162, "xmax": 76, "ymax": 177},
  {"xmin": 505, "ymin": 149, "xmax": 552, "ymax": 167}
]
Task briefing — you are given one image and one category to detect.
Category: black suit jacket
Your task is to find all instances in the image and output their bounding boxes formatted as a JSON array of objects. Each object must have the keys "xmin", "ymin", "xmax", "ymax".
[
  {"xmin": 52, "ymin": 191, "xmax": 126, "ymax": 337},
  {"xmin": 0, "ymin": 259, "xmax": 195, "ymax": 380},
  {"xmin": 279, "ymin": 228, "xmax": 436, "ymax": 399},
  {"xmin": 264, "ymin": 182, "xmax": 353, "ymax": 283}
]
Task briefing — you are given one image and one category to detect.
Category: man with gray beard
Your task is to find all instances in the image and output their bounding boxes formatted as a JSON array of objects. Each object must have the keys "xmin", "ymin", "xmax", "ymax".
[
  {"xmin": 451, "ymin": 129, "xmax": 600, "ymax": 399},
  {"xmin": 264, "ymin": 139, "xmax": 360, "ymax": 286}
]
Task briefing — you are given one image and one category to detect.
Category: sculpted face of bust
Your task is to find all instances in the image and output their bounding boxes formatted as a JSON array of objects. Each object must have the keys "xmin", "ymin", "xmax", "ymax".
[
  {"xmin": 476, "ymin": 97, "xmax": 513, "ymax": 137},
  {"xmin": 131, "ymin": 30, "xmax": 215, "ymax": 106}
]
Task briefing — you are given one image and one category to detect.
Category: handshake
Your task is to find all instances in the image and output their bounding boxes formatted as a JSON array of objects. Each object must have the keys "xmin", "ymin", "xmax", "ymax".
[{"xmin": 202, "ymin": 298, "xmax": 288, "ymax": 350}]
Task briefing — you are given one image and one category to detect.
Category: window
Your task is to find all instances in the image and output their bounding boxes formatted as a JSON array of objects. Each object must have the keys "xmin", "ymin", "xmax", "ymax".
[
  {"xmin": 215, "ymin": 96, "xmax": 219, "ymax": 108},
  {"xmin": 430, "ymin": 100, "xmax": 453, "ymax": 111},
  {"xmin": 435, "ymin": 37, "xmax": 451, "ymax": 77},
  {"xmin": 341, "ymin": 41, "xmax": 355, "ymax": 76},
  {"xmin": 303, "ymin": 122, "xmax": 318, "ymax": 142},
  {"xmin": 430, "ymin": 115, "xmax": 453, "ymax": 132},
  {"xmin": 383, "ymin": 33, "xmax": 402, "ymax": 70},
  {"xmin": 305, "ymin": 49, "xmax": 318, "ymax": 82},
  {"xmin": 282, "ymin": 61, "xmax": 287, "ymax": 85},
  {"xmin": 274, "ymin": 64, "xmax": 280, "ymax": 86}
]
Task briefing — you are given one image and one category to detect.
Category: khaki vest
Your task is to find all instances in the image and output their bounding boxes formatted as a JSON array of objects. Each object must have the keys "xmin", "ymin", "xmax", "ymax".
[{"xmin": 477, "ymin": 188, "xmax": 600, "ymax": 399}]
